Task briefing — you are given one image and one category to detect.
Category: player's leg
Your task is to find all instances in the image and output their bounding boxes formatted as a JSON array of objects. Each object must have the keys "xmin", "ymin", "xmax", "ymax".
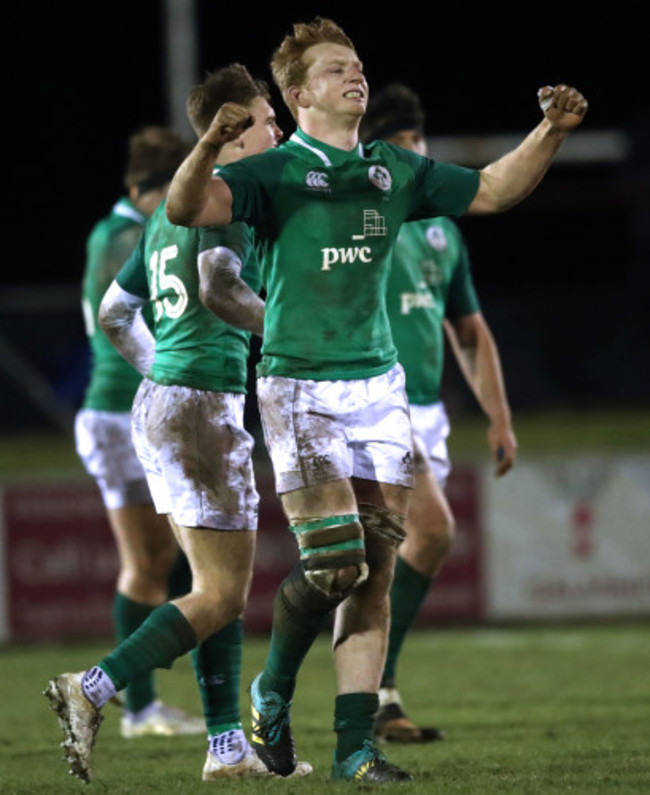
[
  {"xmin": 106, "ymin": 502, "xmax": 203, "ymax": 735},
  {"xmin": 253, "ymin": 367, "xmax": 414, "ymax": 781},
  {"xmin": 376, "ymin": 401, "xmax": 454, "ymax": 743},
  {"xmin": 374, "ymin": 467, "xmax": 451, "ymax": 742},
  {"xmin": 108, "ymin": 504, "xmax": 177, "ymax": 604},
  {"xmin": 74, "ymin": 408, "xmax": 198, "ymax": 733},
  {"xmin": 328, "ymin": 364, "xmax": 415, "ymax": 781},
  {"xmin": 330, "ymin": 478, "xmax": 412, "ymax": 782},
  {"xmin": 250, "ymin": 477, "xmax": 362, "ymax": 775},
  {"xmin": 252, "ymin": 374, "xmax": 371, "ymax": 775},
  {"xmin": 45, "ymin": 520, "xmax": 256, "ymax": 783},
  {"xmin": 46, "ymin": 386, "xmax": 254, "ymax": 782}
]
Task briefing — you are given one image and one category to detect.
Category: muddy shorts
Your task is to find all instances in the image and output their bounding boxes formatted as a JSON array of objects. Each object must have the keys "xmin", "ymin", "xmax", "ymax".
[
  {"xmin": 75, "ymin": 408, "xmax": 152, "ymax": 509},
  {"xmin": 410, "ymin": 401, "xmax": 452, "ymax": 486},
  {"xmin": 131, "ymin": 379, "xmax": 258, "ymax": 530},
  {"xmin": 257, "ymin": 364, "xmax": 414, "ymax": 494}
]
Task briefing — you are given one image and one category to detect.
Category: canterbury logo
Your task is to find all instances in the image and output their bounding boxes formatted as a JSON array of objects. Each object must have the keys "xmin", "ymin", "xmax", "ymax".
[{"xmin": 306, "ymin": 170, "xmax": 330, "ymax": 190}]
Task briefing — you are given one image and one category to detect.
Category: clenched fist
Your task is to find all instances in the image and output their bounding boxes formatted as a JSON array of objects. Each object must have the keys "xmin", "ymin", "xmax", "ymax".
[
  {"xmin": 537, "ymin": 84, "xmax": 588, "ymax": 131},
  {"xmin": 203, "ymin": 102, "xmax": 254, "ymax": 149}
]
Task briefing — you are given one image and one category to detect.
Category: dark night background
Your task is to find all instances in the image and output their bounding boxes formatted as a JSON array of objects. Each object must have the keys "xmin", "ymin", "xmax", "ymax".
[{"xmin": 2, "ymin": 1, "xmax": 649, "ymax": 432}]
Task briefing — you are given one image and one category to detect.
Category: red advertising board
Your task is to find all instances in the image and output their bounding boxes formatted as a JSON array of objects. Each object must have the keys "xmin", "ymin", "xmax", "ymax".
[
  {"xmin": 3, "ymin": 483, "xmax": 118, "ymax": 641},
  {"xmin": 415, "ymin": 465, "xmax": 484, "ymax": 623},
  {"xmin": 1, "ymin": 463, "xmax": 482, "ymax": 641}
]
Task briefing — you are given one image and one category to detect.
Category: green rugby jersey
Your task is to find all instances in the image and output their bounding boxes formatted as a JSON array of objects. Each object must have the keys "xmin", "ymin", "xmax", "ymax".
[
  {"xmin": 116, "ymin": 200, "xmax": 259, "ymax": 393},
  {"xmin": 217, "ymin": 128, "xmax": 480, "ymax": 381},
  {"xmin": 81, "ymin": 198, "xmax": 146, "ymax": 411},
  {"xmin": 387, "ymin": 218, "xmax": 480, "ymax": 405}
]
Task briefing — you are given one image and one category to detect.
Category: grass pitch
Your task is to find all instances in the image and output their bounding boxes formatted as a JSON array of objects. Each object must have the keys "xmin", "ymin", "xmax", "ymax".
[{"xmin": 1, "ymin": 624, "xmax": 649, "ymax": 793}]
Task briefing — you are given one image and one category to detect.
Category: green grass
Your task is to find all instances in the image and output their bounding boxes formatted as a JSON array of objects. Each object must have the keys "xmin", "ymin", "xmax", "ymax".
[{"xmin": 1, "ymin": 625, "xmax": 649, "ymax": 793}]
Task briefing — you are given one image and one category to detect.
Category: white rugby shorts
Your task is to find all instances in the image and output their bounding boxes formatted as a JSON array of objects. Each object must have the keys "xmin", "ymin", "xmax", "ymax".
[
  {"xmin": 409, "ymin": 401, "xmax": 452, "ymax": 486},
  {"xmin": 257, "ymin": 363, "xmax": 414, "ymax": 494},
  {"xmin": 74, "ymin": 409, "xmax": 152, "ymax": 509},
  {"xmin": 131, "ymin": 379, "xmax": 259, "ymax": 530}
]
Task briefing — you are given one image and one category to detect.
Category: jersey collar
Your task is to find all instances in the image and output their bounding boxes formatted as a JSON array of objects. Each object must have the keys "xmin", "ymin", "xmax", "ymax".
[
  {"xmin": 289, "ymin": 129, "xmax": 365, "ymax": 167},
  {"xmin": 112, "ymin": 198, "xmax": 146, "ymax": 225}
]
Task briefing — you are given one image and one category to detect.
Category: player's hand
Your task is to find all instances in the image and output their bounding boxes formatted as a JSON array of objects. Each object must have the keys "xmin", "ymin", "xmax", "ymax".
[
  {"xmin": 537, "ymin": 85, "xmax": 588, "ymax": 131},
  {"xmin": 488, "ymin": 423, "xmax": 517, "ymax": 478},
  {"xmin": 203, "ymin": 102, "xmax": 254, "ymax": 149}
]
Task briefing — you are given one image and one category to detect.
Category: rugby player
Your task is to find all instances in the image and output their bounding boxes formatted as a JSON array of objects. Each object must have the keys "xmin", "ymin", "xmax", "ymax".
[
  {"xmin": 75, "ymin": 125, "xmax": 203, "ymax": 738},
  {"xmin": 45, "ymin": 65, "xmax": 310, "ymax": 783},
  {"xmin": 166, "ymin": 17, "xmax": 587, "ymax": 782}
]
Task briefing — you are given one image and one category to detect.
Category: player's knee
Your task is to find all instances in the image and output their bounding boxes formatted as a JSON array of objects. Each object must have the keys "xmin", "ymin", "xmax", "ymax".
[
  {"xmin": 358, "ymin": 503, "xmax": 407, "ymax": 549},
  {"xmin": 290, "ymin": 513, "xmax": 368, "ymax": 602},
  {"xmin": 305, "ymin": 561, "xmax": 368, "ymax": 598},
  {"xmin": 425, "ymin": 510, "xmax": 455, "ymax": 556}
]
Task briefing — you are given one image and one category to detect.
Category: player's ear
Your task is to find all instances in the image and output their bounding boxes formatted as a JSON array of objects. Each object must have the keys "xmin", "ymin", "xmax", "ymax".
[{"xmin": 288, "ymin": 85, "xmax": 308, "ymax": 109}]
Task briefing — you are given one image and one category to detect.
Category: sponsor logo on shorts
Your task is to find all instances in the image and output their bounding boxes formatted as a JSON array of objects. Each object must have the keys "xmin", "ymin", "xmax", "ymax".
[
  {"xmin": 401, "ymin": 450, "xmax": 414, "ymax": 476},
  {"xmin": 311, "ymin": 454, "xmax": 331, "ymax": 469}
]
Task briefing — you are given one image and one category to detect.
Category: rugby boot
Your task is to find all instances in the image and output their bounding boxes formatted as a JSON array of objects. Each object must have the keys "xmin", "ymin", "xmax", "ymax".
[
  {"xmin": 374, "ymin": 687, "xmax": 445, "ymax": 743},
  {"xmin": 121, "ymin": 700, "xmax": 204, "ymax": 737},
  {"xmin": 202, "ymin": 729, "xmax": 313, "ymax": 780},
  {"xmin": 44, "ymin": 671, "xmax": 104, "ymax": 783},
  {"xmin": 331, "ymin": 739, "xmax": 413, "ymax": 782},
  {"xmin": 250, "ymin": 673, "xmax": 297, "ymax": 776}
]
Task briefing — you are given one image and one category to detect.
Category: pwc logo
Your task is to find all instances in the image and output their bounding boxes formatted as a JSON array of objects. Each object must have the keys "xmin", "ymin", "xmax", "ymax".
[
  {"xmin": 319, "ymin": 209, "xmax": 388, "ymax": 271},
  {"xmin": 321, "ymin": 246, "xmax": 372, "ymax": 271}
]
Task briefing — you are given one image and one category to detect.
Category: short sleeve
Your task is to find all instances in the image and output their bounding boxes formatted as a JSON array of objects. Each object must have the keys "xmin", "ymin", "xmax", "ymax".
[
  {"xmin": 445, "ymin": 227, "xmax": 481, "ymax": 318},
  {"xmin": 115, "ymin": 233, "xmax": 149, "ymax": 299}
]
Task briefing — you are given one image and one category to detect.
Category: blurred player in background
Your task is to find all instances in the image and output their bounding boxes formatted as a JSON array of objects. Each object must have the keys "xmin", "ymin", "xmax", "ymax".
[
  {"xmin": 74, "ymin": 126, "xmax": 203, "ymax": 738},
  {"xmin": 360, "ymin": 83, "xmax": 517, "ymax": 743},
  {"xmin": 47, "ymin": 65, "xmax": 312, "ymax": 784},
  {"xmin": 165, "ymin": 16, "xmax": 585, "ymax": 784}
]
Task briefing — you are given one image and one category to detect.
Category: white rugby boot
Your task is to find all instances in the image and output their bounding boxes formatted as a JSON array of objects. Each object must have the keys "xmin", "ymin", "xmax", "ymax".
[
  {"xmin": 121, "ymin": 700, "xmax": 205, "ymax": 737},
  {"xmin": 44, "ymin": 671, "xmax": 104, "ymax": 783},
  {"xmin": 202, "ymin": 729, "xmax": 313, "ymax": 780}
]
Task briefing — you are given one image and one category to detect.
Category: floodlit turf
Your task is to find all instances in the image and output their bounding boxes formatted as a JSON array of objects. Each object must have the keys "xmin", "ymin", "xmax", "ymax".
[{"xmin": 1, "ymin": 625, "xmax": 649, "ymax": 793}]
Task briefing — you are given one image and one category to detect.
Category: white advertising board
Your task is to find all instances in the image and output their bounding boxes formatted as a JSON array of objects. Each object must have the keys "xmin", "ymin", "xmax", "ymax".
[{"xmin": 484, "ymin": 455, "xmax": 650, "ymax": 619}]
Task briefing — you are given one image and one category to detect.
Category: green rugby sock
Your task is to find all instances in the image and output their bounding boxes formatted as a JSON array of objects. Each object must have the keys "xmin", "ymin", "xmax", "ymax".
[
  {"xmin": 334, "ymin": 692, "xmax": 379, "ymax": 761},
  {"xmin": 191, "ymin": 618, "xmax": 243, "ymax": 735},
  {"xmin": 381, "ymin": 555, "xmax": 433, "ymax": 689},
  {"xmin": 259, "ymin": 566, "xmax": 333, "ymax": 701},
  {"xmin": 112, "ymin": 592, "xmax": 156, "ymax": 712},
  {"xmin": 98, "ymin": 603, "xmax": 197, "ymax": 692}
]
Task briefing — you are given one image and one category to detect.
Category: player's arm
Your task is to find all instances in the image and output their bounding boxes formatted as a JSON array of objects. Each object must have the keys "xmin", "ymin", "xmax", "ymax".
[
  {"xmin": 98, "ymin": 281, "xmax": 155, "ymax": 375},
  {"xmin": 166, "ymin": 103, "xmax": 253, "ymax": 227},
  {"xmin": 467, "ymin": 85, "xmax": 588, "ymax": 214},
  {"xmin": 98, "ymin": 236, "xmax": 154, "ymax": 375},
  {"xmin": 444, "ymin": 313, "xmax": 517, "ymax": 476},
  {"xmin": 198, "ymin": 246, "xmax": 265, "ymax": 337}
]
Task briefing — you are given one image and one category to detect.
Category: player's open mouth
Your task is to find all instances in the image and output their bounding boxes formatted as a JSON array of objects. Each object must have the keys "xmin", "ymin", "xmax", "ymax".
[{"xmin": 343, "ymin": 90, "xmax": 364, "ymax": 100}]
